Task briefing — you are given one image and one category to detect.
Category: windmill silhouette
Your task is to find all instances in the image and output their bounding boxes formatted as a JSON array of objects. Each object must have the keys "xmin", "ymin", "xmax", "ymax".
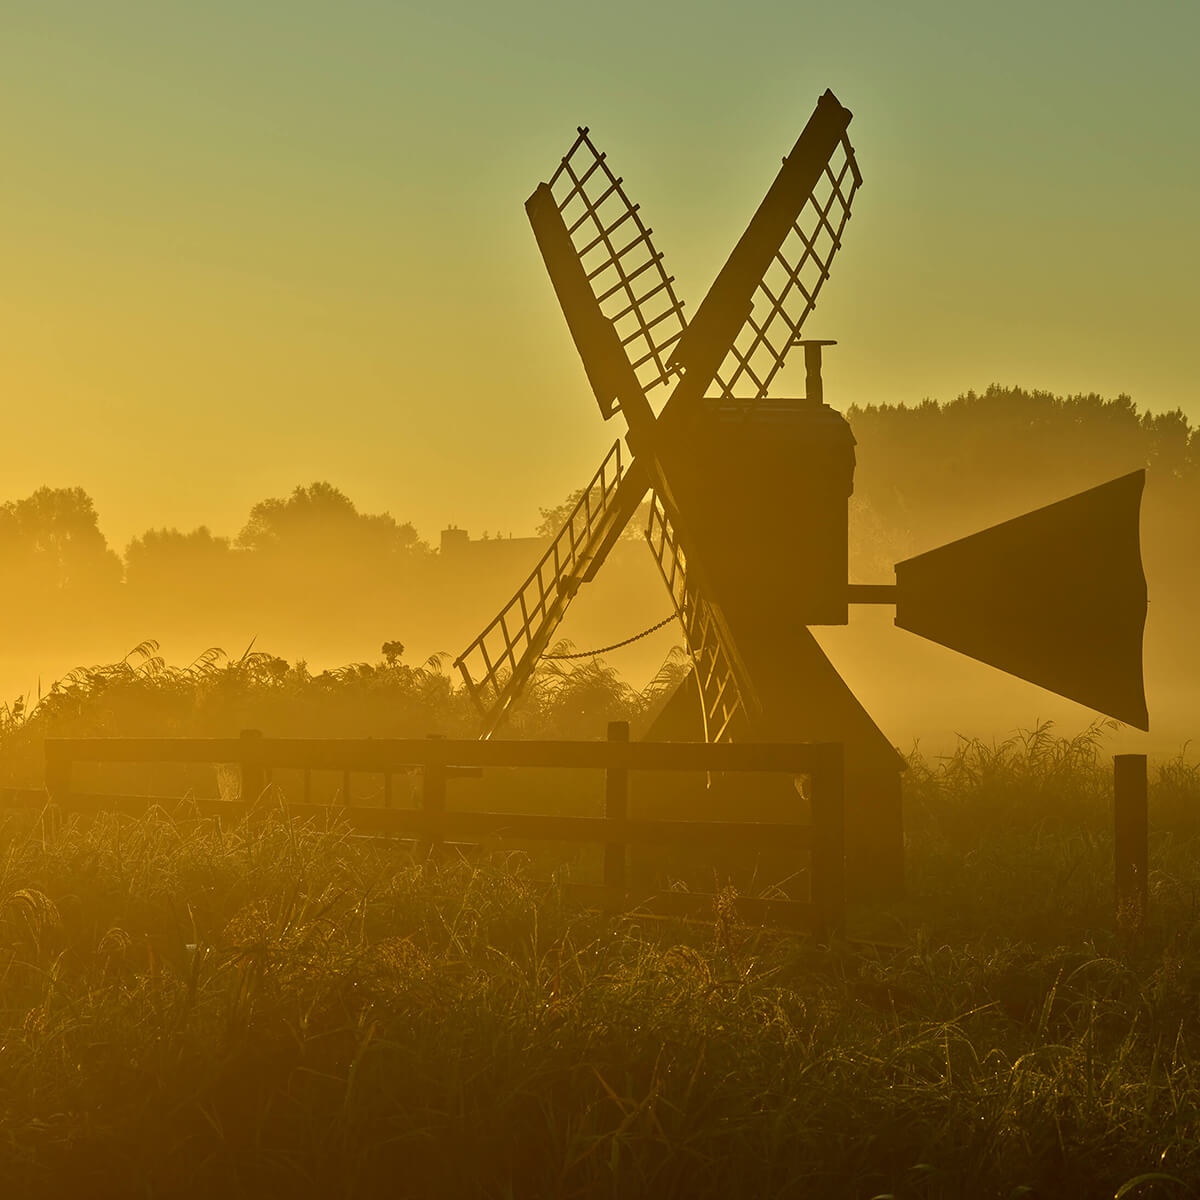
[{"xmin": 454, "ymin": 90, "xmax": 1148, "ymax": 894}]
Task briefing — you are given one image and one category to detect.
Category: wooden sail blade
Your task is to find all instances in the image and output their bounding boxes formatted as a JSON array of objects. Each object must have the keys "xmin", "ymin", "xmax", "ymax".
[
  {"xmin": 454, "ymin": 445, "xmax": 647, "ymax": 737},
  {"xmin": 668, "ymin": 90, "xmax": 858, "ymax": 405},
  {"xmin": 643, "ymin": 493, "xmax": 753, "ymax": 744},
  {"xmin": 715, "ymin": 133, "xmax": 861, "ymax": 403},
  {"xmin": 528, "ymin": 127, "xmax": 688, "ymax": 423}
]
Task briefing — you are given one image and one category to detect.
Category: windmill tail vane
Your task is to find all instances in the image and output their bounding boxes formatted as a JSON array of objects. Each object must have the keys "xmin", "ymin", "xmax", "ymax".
[{"xmin": 455, "ymin": 87, "xmax": 1149, "ymax": 767}]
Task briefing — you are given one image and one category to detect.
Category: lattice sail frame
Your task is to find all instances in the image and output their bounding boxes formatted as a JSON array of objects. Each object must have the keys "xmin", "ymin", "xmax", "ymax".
[
  {"xmin": 714, "ymin": 133, "xmax": 861, "ymax": 403},
  {"xmin": 645, "ymin": 495, "xmax": 747, "ymax": 744},
  {"xmin": 547, "ymin": 128, "xmax": 688, "ymax": 398},
  {"xmin": 454, "ymin": 441, "xmax": 631, "ymax": 734},
  {"xmin": 457, "ymin": 111, "xmax": 860, "ymax": 739}
]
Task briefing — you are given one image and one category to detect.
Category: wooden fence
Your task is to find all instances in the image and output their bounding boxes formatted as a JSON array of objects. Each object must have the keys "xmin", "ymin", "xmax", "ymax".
[{"xmin": 29, "ymin": 723, "xmax": 845, "ymax": 938}]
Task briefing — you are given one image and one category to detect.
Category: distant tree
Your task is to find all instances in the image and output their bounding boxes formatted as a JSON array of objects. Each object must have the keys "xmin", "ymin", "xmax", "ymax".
[
  {"xmin": 536, "ymin": 489, "xmax": 651, "ymax": 540},
  {"xmin": 0, "ymin": 486, "xmax": 121, "ymax": 592},
  {"xmin": 124, "ymin": 526, "xmax": 232, "ymax": 589},
  {"xmin": 237, "ymin": 482, "xmax": 428, "ymax": 560},
  {"xmin": 847, "ymin": 385, "xmax": 1198, "ymax": 544}
]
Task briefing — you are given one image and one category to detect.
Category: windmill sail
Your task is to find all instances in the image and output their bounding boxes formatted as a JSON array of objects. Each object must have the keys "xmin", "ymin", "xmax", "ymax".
[
  {"xmin": 527, "ymin": 128, "xmax": 688, "ymax": 424},
  {"xmin": 669, "ymin": 90, "xmax": 861, "ymax": 405},
  {"xmin": 645, "ymin": 494, "xmax": 751, "ymax": 744},
  {"xmin": 454, "ymin": 442, "xmax": 647, "ymax": 736},
  {"xmin": 715, "ymin": 132, "xmax": 860, "ymax": 402}
]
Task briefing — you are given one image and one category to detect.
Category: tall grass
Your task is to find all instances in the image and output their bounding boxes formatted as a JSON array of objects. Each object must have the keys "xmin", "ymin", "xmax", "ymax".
[
  {"xmin": 0, "ymin": 641, "xmax": 690, "ymax": 791},
  {"xmin": 1, "ymin": 719, "xmax": 1199, "ymax": 1197}
]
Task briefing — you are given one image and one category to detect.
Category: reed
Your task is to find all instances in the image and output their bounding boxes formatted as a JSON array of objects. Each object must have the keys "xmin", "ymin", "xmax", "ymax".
[{"xmin": 0, "ymin": 717, "xmax": 1198, "ymax": 1197}]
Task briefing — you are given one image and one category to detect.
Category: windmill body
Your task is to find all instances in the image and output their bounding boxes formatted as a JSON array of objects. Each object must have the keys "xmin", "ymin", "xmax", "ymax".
[
  {"xmin": 662, "ymin": 394, "xmax": 855, "ymax": 630},
  {"xmin": 454, "ymin": 90, "xmax": 1148, "ymax": 897}
]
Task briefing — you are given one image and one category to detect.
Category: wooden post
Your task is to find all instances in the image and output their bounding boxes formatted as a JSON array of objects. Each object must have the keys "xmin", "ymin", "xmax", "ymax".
[
  {"xmin": 240, "ymin": 730, "xmax": 266, "ymax": 809},
  {"xmin": 603, "ymin": 721, "xmax": 630, "ymax": 907},
  {"xmin": 421, "ymin": 734, "xmax": 447, "ymax": 857},
  {"xmin": 1114, "ymin": 753, "xmax": 1148, "ymax": 931},
  {"xmin": 44, "ymin": 740, "xmax": 72, "ymax": 807},
  {"xmin": 809, "ymin": 743, "xmax": 846, "ymax": 943}
]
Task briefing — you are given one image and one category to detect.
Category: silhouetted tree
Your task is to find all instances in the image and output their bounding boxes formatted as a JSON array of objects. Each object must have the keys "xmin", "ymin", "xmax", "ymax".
[
  {"xmin": 536, "ymin": 490, "xmax": 651, "ymax": 539},
  {"xmin": 848, "ymin": 386, "xmax": 1196, "ymax": 530},
  {"xmin": 0, "ymin": 486, "xmax": 121, "ymax": 592},
  {"xmin": 238, "ymin": 482, "xmax": 428, "ymax": 560},
  {"xmin": 125, "ymin": 526, "xmax": 232, "ymax": 589}
]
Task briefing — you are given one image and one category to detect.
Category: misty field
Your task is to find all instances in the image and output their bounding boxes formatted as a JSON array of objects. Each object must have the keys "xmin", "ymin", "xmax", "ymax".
[{"xmin": 3, "ymin": 710, "xmax": 1200, "ymax": 1199}]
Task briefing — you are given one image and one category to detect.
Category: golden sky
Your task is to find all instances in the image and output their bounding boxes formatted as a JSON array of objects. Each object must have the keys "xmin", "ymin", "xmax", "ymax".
[{"xmin": 3, "ymin": 0, "xmax": 1197, "ymax": 551}]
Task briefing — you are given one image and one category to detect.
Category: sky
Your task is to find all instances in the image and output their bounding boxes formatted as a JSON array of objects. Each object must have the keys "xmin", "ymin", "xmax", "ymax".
[{"xmin": 3, "ymin": 0, "xmax": 1198, "ymax": 552}]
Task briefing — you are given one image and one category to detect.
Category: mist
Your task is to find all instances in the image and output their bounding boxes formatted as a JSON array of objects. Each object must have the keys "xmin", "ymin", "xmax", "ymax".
[{"xmin": 0, "ymin": 385, "xmax": 1193, "ymax": 759}]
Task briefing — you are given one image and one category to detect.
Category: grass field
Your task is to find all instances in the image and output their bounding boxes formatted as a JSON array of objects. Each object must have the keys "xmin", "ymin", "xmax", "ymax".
[{"xmin": 1, "ymin": 722, "xmax": 1199, "ymax": 1198}]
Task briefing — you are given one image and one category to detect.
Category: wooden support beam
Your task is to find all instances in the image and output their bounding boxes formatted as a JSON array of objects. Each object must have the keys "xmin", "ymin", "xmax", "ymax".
[
  {"xmin": 603, "ymin": 721, "xmax": 630, "ymax": 902},
  {"xmin": 809, "ymin": 742, "xmax": 846, "ymax": 943},
  {"xmin": 846, "ymin": 584, "xmax": 897, "ymax": 604},
  {"xmin": 240, "ymin": 730, "xmax": 265, "ymax": 807},
  {"xmin": 1114, "ymin": 753, "xmax": 1148, "ymax": 932}
]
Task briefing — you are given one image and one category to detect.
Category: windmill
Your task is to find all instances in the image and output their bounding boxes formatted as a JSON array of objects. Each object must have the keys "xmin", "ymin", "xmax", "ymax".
[{"xmin": 453, "ymin": 90, "xmax": 1148, "ymax": 895}]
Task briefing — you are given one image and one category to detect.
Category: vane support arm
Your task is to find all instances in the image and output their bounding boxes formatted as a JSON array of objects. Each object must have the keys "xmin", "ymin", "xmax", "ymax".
[{"xmin": 847, "ymin": 584, "xmax": 898, "ymax": 604}]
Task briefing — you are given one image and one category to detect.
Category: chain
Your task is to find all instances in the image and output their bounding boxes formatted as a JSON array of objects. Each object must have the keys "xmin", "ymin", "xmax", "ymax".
[{"xmin": 540, "ymin": 614, "xmax": 678, "ymax": 661}]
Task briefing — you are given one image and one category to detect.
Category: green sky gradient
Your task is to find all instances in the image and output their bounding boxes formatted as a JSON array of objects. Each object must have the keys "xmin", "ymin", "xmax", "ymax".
[{"xmin": 3, "ymin": 0, "xmax": 1197, "ymax": 550}]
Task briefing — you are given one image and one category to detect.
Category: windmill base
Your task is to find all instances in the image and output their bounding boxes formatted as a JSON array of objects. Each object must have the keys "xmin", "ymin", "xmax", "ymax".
[{"xmin": 635, "ymin": 673, "xmax": 905, "ymax": 903}]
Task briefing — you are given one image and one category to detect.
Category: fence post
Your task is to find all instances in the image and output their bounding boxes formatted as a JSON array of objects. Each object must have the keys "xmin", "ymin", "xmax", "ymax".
[
  {"xmin": 809, "ymin": 743, "xmax": 846, "ymax": 943},
  {"xmin": 421, "ymin": 734, "xmax": 447, "ymax": 858},
  {"xmin": 240, "ymin": 730, "xmax": 266, "ymax": 809},
  {"xmin": 44, "ymin": 740, "xmax": 72, "ymax": 807},
  {"xmin": 1114, "ymin": 753, "xmax": 1148, "ymax": 932},
  {"xmin": 603, "ymin": 721, "xmax": 630, "ymax": 907}
]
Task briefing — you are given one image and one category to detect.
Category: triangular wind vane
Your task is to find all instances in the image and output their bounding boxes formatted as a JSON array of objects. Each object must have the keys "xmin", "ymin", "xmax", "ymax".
[{"xmin": 894, "ymin": 471, "xmax": 1149, "ymax": 730}]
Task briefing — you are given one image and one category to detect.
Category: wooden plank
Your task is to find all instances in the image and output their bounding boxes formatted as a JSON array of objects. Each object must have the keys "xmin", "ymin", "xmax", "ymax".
[
  {"xmin": 809, "ymin": 744, "xmax": 846, "ymax": 940},
  {"xmin": 361, "ymin": 809, "xmax": 810, "ymax": 849},
  {"xmin": 3, "ymin": 785, "xmax": 822, "ymax": 934},
  {"xmin": 228, "ymin": 737, "xmax": 830, "ymax": 773},
  {"xmin": 241, "ymin": 730, "xmax": 266, "ymax": 805},
  {"xmin": 14, "ymin": 792, "xmax": 811, "ymax": 850},
  {"xmin": 45, "ymin": 735, "xmax": 834, "ymax": 775},
  {"xmin": 846, "ymin": 583, "xmax": 898, "ymax": 604},
  {"xmin": 603, "ymin": 721, "xmax": 629, "ymax": 895},
  {"xmin": 47, "ymin": 737, "xmax": 243, "ymax": 764},
  {"xmin": 1114, "ymin": 753, "xmax": 1148, "ymax": 930},
  {"xmin": 44, "ymin": 741, "xmax": 72, "ymax": 803},
  {"xmin": 421, "ymin": 735, "xmax": 447, "ymax": 857}
]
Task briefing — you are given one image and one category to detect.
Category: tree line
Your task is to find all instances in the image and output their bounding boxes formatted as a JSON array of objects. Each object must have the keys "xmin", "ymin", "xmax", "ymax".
[
  {"xmin": 3, "ymin": 385, "xmax": 1195, "ymax": 599},
  {"xmin": 845, "ymin": 385, "xmax": 1197, "ymax": 580},
  {"xmin": 0, "ymin": 481, "xmax": 431, "ymax": 599}
]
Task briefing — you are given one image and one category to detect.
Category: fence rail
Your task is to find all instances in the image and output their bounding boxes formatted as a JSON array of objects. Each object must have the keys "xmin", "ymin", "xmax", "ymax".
[{"xmin": 28, "ymin": 724, "xmax": 845, "ymax": 937}]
